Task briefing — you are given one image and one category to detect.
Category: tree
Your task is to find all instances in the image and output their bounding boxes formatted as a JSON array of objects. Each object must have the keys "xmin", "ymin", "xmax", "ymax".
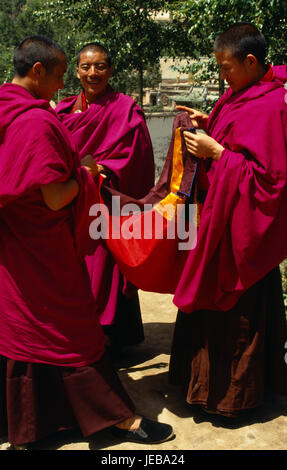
[
  {"xmin": 31, "ymin": 0, "xmax": 195, "ymax": 105},
  {"xmin": 169, "ymin": 0, "xmax": 287, "ymax": 98},
  {"xmin": 0, "ymin": 0, "xmax": 56, "ymax": 84}
]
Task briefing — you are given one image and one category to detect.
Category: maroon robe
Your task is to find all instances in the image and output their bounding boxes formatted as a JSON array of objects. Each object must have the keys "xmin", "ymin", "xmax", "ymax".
[
  {"xmin": 0, "ymin": 83, "xmax": 106, "ymax": 366},
  {"xmin": 0, "ymin": 83, "xmax": 135, "ymax": 446},
  {"xmin": 56, "ymin": 87, "xmax": 155, "ymax": 349},
  {"xmin": 169, "ymin": 67, "xmax": 287, "ymax": 416}
]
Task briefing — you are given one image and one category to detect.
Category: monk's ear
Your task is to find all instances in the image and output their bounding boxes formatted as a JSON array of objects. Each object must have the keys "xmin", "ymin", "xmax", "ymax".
[
  {"xmin": 108, "ymin": 66, "xmax": 114, "ymax": 79},
  {"xmin": 245, "ymin": 54, "xmax": 258, "ymax": 68},
  {"xmin": 76, "ymin": 68, "xmax": 81, "ymax": 79},
  {"xmin": 32, "ymin": 62, "xmax": 46, "ymax": 77}
]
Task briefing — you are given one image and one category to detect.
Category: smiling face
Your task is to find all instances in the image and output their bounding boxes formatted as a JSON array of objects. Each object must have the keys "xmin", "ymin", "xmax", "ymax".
[
  {"xmin": 76, "ymin": 49, "xmax": 113, "ymax": 102},
  {"xmin": 215, "ymin": 48, "xmax": 257, "ymax": 93}
]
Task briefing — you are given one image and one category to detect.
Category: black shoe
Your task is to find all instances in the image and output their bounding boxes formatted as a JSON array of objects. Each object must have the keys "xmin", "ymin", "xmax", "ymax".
[{"xmin": 110, "ymin": 417, "xmax": 174, "ymax": 444}]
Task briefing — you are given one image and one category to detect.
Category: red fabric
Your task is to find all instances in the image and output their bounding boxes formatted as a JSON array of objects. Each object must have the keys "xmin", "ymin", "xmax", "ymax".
[
  {"xmin": 102, "ymin": 210, "xmax": 188, "ymax": 294},
  {"xmin": 173, "ymin": 69, "xmax": 287, "ymax": 313},
  {"xmin": 261, "ymin": 64, "xmax": 274, "ymax": 81},
  {"xmin": 0, "ymin": 83, "xmax": 105, "ymax": 366},
  {"xmin": 273, "ymin": 65, "xmax": 287, "ymax": 83},
  {"xmin": 95, "ymin": 112, "xmax": 201, "ymax": 293}
]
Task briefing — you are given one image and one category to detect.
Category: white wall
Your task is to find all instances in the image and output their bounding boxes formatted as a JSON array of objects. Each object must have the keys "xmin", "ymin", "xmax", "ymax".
[{"xmin": 146, "ymin": 112, "xmax": 177, "ymax": 179}]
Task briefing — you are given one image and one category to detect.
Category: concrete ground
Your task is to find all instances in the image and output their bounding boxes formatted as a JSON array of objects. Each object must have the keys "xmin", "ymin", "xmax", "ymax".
[{"xmin": 0, "ymin": 290, "xmax": 286, "ymax": 452}]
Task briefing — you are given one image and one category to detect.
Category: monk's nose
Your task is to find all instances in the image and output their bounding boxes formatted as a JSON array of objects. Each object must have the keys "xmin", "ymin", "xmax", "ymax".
[{"xmin": 88, "ymin": 65, "xmax": 98, "ymax": 76}]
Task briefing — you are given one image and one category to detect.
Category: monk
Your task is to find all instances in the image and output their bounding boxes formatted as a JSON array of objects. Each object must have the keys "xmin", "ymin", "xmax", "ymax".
[
  {"xmin": 169, "ymin": 23, "xmax": 287, "ymax": 417},
  {"xmin": 0, "ymin": 35, "xmax": 173, "ymax": 448},
  {"xmin": 56, "ymin": 43, "xmax": 155, "ymax": 356}
]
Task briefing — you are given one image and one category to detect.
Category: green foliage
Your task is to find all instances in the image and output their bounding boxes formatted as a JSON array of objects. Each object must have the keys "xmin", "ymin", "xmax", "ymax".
[
  {"xmin": 110, "ymin": 61, "xmax": 162, "ymax": 99},
  {"xmin": 1, "ymin": 0, "xmax": 286, "ymax": 102},
  {"xmin": 0, "ymin": 0, "xmax": 170, "ymax": 98},
  {"xmin": 145, "ymin": 103, "xmax": 164, "ymax": 114},
  {"xmin": 0, "ymin": 0, "xmax": 27, "ymax": 17},
  {"xmin": 0, "ymin": 0, "xmax": 56, "ymax": 84},
  {"xmin": 0, "ymin": 47, "xmax": 14, "ymax": 83},
  {"xmin": 30, "ymin": 0, "xmax": 194, "ymax": 104},
  {"xmin": 169, "ymin": 0, "xmax": 287, "ymax": 96},
  {"xmin": 170, "ymin": 0, "xmax": 287, "ymax": 61}
]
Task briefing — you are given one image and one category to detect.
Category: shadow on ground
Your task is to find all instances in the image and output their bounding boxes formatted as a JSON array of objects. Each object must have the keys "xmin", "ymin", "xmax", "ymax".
[{"xmin": 2, "ymin": 318, "xmax": 286, "ymax": 451}]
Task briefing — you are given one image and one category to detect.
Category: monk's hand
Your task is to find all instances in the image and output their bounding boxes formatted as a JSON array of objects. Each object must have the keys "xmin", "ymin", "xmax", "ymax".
[
  {"xmin": 183, "ymin": 131, "xmax": 224, "ymax": 161},
  {"xmin": 96, "ymin": 164, "xmax": 109, "ymax": 178},
  {"xmin": 81, "ymin": 154, "xmax": 100, "ymax": 178},
  {"xmin": 176, "ymin": 105, "xmax": 209, "ymax": 131}
]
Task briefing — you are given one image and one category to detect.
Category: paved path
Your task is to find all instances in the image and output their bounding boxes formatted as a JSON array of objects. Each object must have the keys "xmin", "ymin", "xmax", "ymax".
[{"xmin": 1, "ymin": 290, "xmax": 286, "ymax": 451}]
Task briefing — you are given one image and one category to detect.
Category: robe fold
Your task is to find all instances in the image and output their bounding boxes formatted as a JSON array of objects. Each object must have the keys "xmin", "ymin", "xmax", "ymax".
[
  {"xmin": 0, "ymin": 83, "xmax": 105, "ymax": 367},
  {"xmin": 56, "ymin": 87, "xmax": 155, "ymax": 326},
  {"xmin": 169, "ymin": 66, "xmax": 287, "ymax": 414},
  {"xmin": 173, "ymin": 71, "xmax": 287, "ymax": 313},
  {"xmin": 96, "ymin": 112, "xmax": 202, "ymax": 294},
  {"xmin": 67, "ymin": 71, "xmax": 287, "ymax": 315}
]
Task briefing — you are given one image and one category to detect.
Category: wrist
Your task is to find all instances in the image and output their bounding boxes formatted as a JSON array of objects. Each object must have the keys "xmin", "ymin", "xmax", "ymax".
[{"xmin": 212, "ymin": 143, "xmax": 224, "ymax": 161}]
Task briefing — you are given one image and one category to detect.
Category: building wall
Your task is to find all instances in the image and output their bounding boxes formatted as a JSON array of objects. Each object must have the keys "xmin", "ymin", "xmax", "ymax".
[{"xmin": 145, "ymin": 112, "xmax": 177, "ymax": 179}]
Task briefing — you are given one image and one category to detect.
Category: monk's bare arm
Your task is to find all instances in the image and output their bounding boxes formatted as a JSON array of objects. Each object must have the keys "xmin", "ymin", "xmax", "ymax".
[
  {"xmin": 41, "ymin": 153, "xmax": 106, "ymax": 211},
  {"xmin": 40, "ymin": 178, "xmax": 79, "ymax": 211}
]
